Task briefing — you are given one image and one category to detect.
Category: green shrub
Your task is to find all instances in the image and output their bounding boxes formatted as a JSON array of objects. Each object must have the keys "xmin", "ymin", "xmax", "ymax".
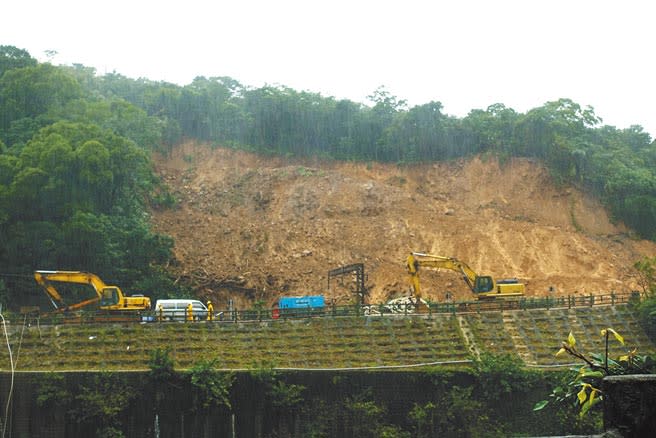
[
  {"xmin": 534, "ymin": 329, "xmax": 655, "ymax": 418},
  {"xmin": 188, "ymin": 358, "xmax": 234, "ymax": 410}
]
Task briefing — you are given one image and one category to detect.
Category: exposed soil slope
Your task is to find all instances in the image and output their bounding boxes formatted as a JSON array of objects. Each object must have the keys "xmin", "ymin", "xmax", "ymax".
[{"xmin": 150, "ymin": 142, "xmax": 656, "ymax": 308}]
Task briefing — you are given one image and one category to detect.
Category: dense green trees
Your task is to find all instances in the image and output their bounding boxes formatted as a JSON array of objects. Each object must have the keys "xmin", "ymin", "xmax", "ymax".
[
  {"xmin": 1, "ymin": 44, "xmax": 655, "ymax": 306},
  {"xmin": 0, "ymin": 46, "xmax": 176, "ymax": 306},
  {"xmin": 0, "ymin": 46, "xmax": 36, "ymax": 79},
  {"xmin": 0, "ymin": 119, "xmax": 173, "ymax": 292}
]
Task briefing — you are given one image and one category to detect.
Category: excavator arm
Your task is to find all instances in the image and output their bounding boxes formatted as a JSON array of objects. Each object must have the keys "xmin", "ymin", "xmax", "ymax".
[
  {"xmin": 407, "ymin": 252, "xmax": 480, "ymax": 296},
  {"xmin": 34, "ymin": 270, "xmax": 120, "ymax": 312},
  {"xmin": 407, "ymin": 252, "xmax": 524, "ymax": 299},
  {"xmin": 408, "ymin": 253, "xmax": 479, "ymax": 290}
]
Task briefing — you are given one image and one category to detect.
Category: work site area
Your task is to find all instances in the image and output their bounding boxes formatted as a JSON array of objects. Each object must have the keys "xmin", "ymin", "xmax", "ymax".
[
  {"xmin": 2, "ymin": 18, "xmax": 656, "ymax": 434},
  {"xmin": 151, "ymin": 143, "xmax": 655, "ymax": 308},
  {"xmin": 3, "ymin": 143, "xmax": 656, "ymax": 370},
  {"xmin": 3, "ymin": 143, "xmax": 656, "ymax": 438}
]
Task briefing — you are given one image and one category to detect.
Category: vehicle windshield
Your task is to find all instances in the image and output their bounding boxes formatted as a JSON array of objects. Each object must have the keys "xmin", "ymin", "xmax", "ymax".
[
  {"xmin": 100, "ymin": 287, "xmax": 119, "ymax": 306},
  {"xmin": 475, "ymin": 277, "xmax": 493, "ymax": 293}
]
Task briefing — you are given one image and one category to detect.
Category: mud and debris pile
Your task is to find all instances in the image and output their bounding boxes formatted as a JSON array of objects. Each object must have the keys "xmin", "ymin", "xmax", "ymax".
[{"xmin": 150, "ymin": 142, "xmax": 655, "ymax": 309}]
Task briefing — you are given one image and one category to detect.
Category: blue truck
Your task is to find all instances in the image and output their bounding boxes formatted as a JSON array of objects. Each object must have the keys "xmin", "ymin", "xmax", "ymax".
[{"xmin": 276, "ymin": 295, "xmax": 325, "ymax": 318}]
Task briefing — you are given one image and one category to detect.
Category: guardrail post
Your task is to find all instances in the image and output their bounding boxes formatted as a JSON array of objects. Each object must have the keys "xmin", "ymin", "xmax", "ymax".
[
  {"xmin": 590, "ymin": 294, "xmax": 594, "ymax": 307},
  {"xmin": 611, "ymin": 291, "xmax": 615, "ymax": 305}
]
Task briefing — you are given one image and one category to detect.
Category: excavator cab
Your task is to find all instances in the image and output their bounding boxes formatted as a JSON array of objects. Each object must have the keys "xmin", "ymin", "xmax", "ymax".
[
  {"xmin": 473, "ymin": 276, "xmax": 494, "ymax": 293},
  {"xmin": 99, "ymin": 287, "xmax": 120, "ymax": 307}
]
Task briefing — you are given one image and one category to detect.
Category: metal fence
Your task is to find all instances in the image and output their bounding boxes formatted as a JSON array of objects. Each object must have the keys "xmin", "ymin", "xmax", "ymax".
[{"xmin": 15, "ymin": 290, "xmax": 641, "ymax": 325}]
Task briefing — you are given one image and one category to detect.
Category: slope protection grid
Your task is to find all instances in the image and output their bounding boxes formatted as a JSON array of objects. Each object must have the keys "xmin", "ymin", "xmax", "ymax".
[{"xmin": 1, "ymin": 304, "xmax": 653, "ymax": 371}]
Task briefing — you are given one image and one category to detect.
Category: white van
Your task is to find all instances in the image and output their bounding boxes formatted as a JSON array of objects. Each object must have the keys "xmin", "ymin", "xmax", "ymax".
[{"xmin": 154, "ymin": 299, "xmax": 208, "ymax": 321}]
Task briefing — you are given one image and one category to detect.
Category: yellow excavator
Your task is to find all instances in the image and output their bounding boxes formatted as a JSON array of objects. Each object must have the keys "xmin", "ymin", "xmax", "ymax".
[
  {"xmin": 34, "ymin": 270, "xmax": 151, "ymax": 313},
  {"xmin": 407, "ymin": 252, "xmax": 525, "ymax": 300}
]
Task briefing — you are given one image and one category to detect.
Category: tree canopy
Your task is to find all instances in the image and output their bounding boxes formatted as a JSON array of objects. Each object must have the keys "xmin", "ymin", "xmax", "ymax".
[{"xmin": 0, "ymin": 46, "xmax": 175, "ymax": 306}]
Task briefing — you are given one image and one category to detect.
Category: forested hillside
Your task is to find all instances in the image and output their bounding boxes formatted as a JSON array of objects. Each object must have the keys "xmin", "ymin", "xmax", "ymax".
[{"xmin": 1, "ymin": 44, "xmax": 655, "ymax": 308}]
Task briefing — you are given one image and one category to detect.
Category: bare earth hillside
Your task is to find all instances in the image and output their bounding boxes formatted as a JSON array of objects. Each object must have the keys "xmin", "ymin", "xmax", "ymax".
[{"xmin": 150, "ymin": 142, "xmax": 656, "ymax": 309}]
